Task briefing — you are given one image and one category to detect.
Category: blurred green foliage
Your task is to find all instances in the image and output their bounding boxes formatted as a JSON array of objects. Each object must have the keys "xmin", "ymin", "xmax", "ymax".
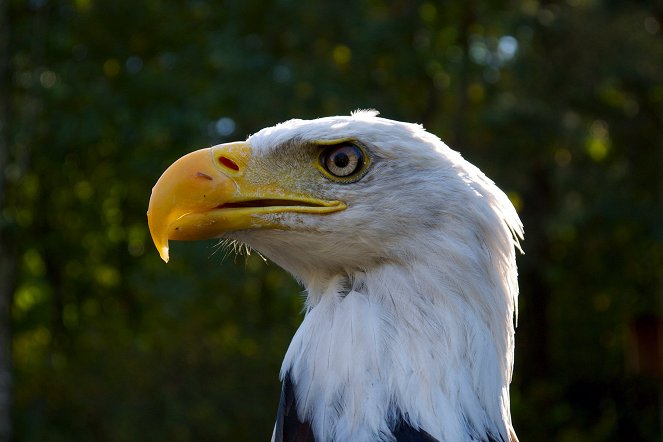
[{"xmin": 2, "ymin": 0, "xmax": 662, "ymax": 440}]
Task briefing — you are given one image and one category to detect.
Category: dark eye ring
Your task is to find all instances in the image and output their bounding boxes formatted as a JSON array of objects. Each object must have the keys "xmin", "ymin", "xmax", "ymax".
[{"xmin": 320, "ymin": 143, "xmax": 364, "ymax": 179}]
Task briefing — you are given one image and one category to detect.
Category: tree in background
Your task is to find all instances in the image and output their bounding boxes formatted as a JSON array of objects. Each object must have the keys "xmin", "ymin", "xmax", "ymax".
[
  {"xmin": 0, "ymin": 0, "xmax": 14, "ymax": 439},
  {"xmin": 2, "ymin": 0, "xmax": 662, "ymax": 441}
]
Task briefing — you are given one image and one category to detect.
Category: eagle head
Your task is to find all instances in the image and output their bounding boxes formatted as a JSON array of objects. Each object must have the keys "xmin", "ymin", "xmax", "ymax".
[{"xmin": 147, "ymin": 111, "xmax": 522, "ymax": 442}]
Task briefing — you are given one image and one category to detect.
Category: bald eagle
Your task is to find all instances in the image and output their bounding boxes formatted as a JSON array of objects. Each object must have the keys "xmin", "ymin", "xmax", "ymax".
[{"xmin": 147, "ymin": 111, "xmax": 523, "ymax": 442}]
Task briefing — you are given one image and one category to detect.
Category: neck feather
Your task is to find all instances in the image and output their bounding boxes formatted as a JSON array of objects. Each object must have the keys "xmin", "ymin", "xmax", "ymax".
[{"xmin": 281, "ymin": 250, "xmax": 516, "ymax": 442}]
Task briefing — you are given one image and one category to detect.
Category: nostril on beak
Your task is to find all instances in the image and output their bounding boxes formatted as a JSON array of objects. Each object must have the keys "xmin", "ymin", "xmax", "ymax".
[
  {"xmin": 218, "ymin": 156, "xmax": 240, "ymax": 172},
  {"xmin": 196, "ymin": 172, "xmax": 213, "ymax": 180}
]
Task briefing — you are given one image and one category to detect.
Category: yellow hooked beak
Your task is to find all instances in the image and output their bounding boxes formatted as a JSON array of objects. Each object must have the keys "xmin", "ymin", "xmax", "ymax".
[{"xmin": 147, "ymin": 142, "xmax": 346, "ymax": 262}]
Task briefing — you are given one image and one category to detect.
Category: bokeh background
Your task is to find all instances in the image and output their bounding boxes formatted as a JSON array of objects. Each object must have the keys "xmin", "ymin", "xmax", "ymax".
[{"xmin": 1, "ymin": 0, "xmax": 662, "ymax": 441}]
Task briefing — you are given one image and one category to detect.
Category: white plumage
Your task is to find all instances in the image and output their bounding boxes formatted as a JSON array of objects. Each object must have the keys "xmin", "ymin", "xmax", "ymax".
[
  {"xmin": 237, "ymin": 111, "xmax": 522, "ymax": 441},
  {"xmin": 148, "ymin": 110, "xmax": 523, "ymax": 442}
]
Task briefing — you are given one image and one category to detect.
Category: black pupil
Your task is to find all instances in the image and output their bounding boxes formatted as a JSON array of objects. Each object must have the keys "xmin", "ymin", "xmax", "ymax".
[{"xmin": 334, "ymin": 152, "xmax": 350, "ymax": 168}]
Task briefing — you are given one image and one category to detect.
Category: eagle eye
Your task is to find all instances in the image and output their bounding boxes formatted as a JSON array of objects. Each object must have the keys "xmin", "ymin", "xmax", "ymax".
[{"xmin": 320, "ymin": 143, "xmax": 365, "ymax": 179}]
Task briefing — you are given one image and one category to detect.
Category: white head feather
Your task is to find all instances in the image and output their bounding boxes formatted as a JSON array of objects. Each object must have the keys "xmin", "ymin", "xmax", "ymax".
[{"xmin": 231, "ymin": 111, "xmax": 523, "ymax": 442}]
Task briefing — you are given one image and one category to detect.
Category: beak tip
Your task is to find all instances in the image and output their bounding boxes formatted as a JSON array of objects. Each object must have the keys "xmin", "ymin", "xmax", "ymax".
[{"xmin": 159, "ymin": 246, "xmax": 170, "ymax": 263}]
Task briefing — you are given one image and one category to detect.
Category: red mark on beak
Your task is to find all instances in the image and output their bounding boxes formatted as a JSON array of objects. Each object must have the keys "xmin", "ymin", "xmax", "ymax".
[{"xmin": 218, "ymin": 156, "xmax": 240, "ymax": 172}]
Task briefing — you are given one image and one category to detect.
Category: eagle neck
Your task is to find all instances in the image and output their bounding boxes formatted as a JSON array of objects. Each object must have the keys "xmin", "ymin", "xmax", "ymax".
[{"xmin": 280, "ymin": 260, "xmax": 513, "ymax": 442}]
